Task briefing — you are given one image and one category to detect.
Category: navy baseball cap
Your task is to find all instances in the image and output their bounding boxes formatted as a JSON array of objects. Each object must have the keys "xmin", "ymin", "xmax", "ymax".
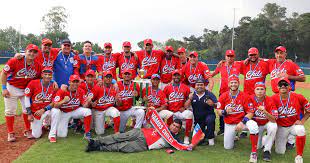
[
  {"xmin": 61, "ymin": 39, "xmax": 72, "ymax": 45},
  {"xmin": 151, "ymin": 74, "xmax": 160, "ymax": 80},
  {"xmin": 196, "ymin": 78, "xmax": 205, "ymax": 84}
]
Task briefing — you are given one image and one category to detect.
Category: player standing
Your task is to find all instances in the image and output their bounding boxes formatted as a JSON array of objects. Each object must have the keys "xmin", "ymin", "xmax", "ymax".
[{"xmin": 1, "ymin": 44, "xmax": 42, "ymax": 142}]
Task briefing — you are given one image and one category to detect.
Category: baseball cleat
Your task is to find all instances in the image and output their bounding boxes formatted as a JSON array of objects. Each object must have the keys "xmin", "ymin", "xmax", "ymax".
[
  {"xmin": 24, "ymin": 131, "xmax": 34, "ymax": 139},
  {"xmin": 49, "ymin": 137, "xmax": 57, "ymax": 143},
  {"xmin": 295, "ymin": 155, "xmax": 303, "ymax": 163},
  {"xmin": 217, "ymin": 130, "xmax": 224, "ymax": 136},
  {"xmin": 240, "ymin": 132, "xmax": 248, "ymax": 138},
  {"xmin": 184, "ymin": 136, "xmax": 190, "ymax": 145},
  {"xmin": 263, "ymin": 151, "xmax": 271, "ymax": 162},
  {"xmin": 7, "ymin": 133, "xmax": 16, "ymax": 142},
  {"xmin": 84, "ymin": 132, "xmax": 92, "ymax": 141},
  {"xmin": 249, "ymin": 152, "xmax": 257, "ymax": 163}
]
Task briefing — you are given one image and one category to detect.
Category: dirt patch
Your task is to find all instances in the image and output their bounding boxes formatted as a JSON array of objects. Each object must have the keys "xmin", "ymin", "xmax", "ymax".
[{"xmin": 0, "ymin": 116, "xmax": 37, "ymax": 163}]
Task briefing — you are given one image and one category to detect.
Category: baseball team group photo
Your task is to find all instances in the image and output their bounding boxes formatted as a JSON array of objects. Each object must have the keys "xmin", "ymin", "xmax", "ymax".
[{"xmin": 0, "ymin": 0, "xmax": 309, "ymax": 163}]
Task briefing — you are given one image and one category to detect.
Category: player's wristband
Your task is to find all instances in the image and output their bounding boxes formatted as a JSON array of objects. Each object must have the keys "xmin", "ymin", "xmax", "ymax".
[
  {"xmin": 112, "ymin": 79, "xmax": 116, "ymax": 84},
  {"xmin": 221, "ymin": 110, "xmax": 227, "ymax": 116},
  {"xmin": 2, "ymin": 85, "xmax": 7, "ymax": 90},
  {"xmin": 98, "ymin": 76, "xmax": 102, "ymax": 79},
  {"xmin": 44, "ymin": 105, "xmax": 52, "ymax": 111},
  {"xmin": 242, "ymin": 117, "xmax": 250, "ymax": 125},
  {"xmin": 26, "ymin": 107, "xmax": 32, "ymax": 115}
]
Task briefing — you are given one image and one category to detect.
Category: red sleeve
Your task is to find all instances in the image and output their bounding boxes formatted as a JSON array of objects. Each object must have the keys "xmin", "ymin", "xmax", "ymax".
[
  {"xmin": 73, "ymin": 55, "xmax": 80, "ymax": 75},
  {"xmin": 202, "ymin": 63, "xmax": 211, "ymax": 79},
  {"xmin": 293, "ymin": 62, "xmax": 305, "ymax": 77},
  {"xmin": 3, "ymin": 58, "xmax": 16, "ymax": 73},
  {"xmin": 91, "ymin": 86, "xmax": 98, "ymax": 101},
  {"xmin": 217, "ymin": 94, "xmax": 225, "ymax": 110},
  {"xmin": 185, "ymin": 85, "xmax": 190, "ymax": 99},
  {"xmin": 213, "ymin": 66, "xmax": 221, "ymax": 76},
  {"xmin": 175, "ymin": 57, "xmax": 181, "ymax": 69},
  {"xmin": 79, "ymin": 89, "xmax": 87, "ymax": 105},
  {"xmin": 53, "ymin": 90, "xmax": 64, "ymax": 103},
  {"xmin": 163, "ymin": 85, "xmax": 169, "ymax": 98},
  {"xmin": 95, "ymin": 58, "xmax": 102, "ymax": 72},
  {"xmin": 24, "ymin": 81, "xmax": 34, "ymax": 97},
  {"xmin": 297, "ymin": 94, "xmax": 310, "ymax": 113}
]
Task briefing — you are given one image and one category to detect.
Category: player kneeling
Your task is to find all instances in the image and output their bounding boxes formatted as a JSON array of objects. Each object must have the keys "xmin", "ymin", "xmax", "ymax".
[
  {"xmin": 216, "ymin": 75, "xmax": 259, "ymax": 163},
  {"xmin": 272, "ymin": 78, "xmax": 309, "ymax": 163},
  {"xmin": 48, "ymin": 75, "xmax": 92, "ymax": 142},
  {"xmin": 90, "ymin": 71, "xmax": 121, "ymax": 135},
  {"xmin": 24, "ymin": 67, "xmax": 58, "ymax": 139},
  {"xmin": 160, "ymin": 70, "xmax": 193, "ymax": 144},
  {"xmin": 249, "ymin": 82, "xmax": 278, "ymax": 161}
]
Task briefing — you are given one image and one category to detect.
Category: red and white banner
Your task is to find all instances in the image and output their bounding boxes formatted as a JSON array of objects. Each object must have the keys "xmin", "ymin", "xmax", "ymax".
[{"xmin": 148, "ymin": 110, "xmax": 191, "ymax": 151}]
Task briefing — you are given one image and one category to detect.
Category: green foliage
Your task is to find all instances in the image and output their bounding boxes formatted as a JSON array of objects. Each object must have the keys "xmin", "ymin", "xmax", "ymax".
[{"xmin": 137, "ymin": 40, "xmax": 164, "ymax": 50}]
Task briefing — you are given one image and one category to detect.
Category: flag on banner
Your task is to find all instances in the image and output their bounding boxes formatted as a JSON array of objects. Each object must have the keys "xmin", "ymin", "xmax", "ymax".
[{"xmin": 191, "ymin": 124, "xmax": 204, "ymax": 146}]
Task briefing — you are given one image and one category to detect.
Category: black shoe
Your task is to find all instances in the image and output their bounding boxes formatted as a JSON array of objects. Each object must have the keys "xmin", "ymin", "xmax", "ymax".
[
  {"xmin": 217, "ymin": 130, "xmax": 224, "ymax": 136},
  {"xmin": 286, "ymin": 143, "xmax": 295, "ymax": 150},
  {"xmin": 263, "ymin": 151, "xmax": 271, "ymax": 162},
  {"xmin": 85, "ymin": 139, "xmax": 99, "ymax": 152},
  {"xmin": 240, "ymin": 132, "xmax": 247, "ymax": 138}
]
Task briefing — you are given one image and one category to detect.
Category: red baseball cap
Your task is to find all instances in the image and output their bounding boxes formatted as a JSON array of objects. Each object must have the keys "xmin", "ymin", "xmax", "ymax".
[
  {"xmin": 85, "ymin": 69, "xmax": 95, "ymax": 76},
  {"xmin": 228, "ymin": 75, "xmax": 239, "ymax": 83},
  {"xmin": 104, "ymin": 42, "xmax": 112, "ymax": 48},
  {"xmin": 254, "ymin": 82, "xmax": 266, "ymax": 89},
  {"xmin": 42, "ymin": 38, "xmax": 52, "ymax": 45},
  {"xmin": 275, "ymin": 46, "xmax": 286, "ymax": 53},
  {"xmin": 177, "ymin": 47, "xmax": 186, "ymax": 53},
  {"xmin": 123, "ymin": 41, "xmax": 131, "ymax": 47},
  {"xmin": 69, "ymin": 75, "xmax": 80, "ymax": 82},
  {"xmin": 172, "ymin": 69, "xmax": 181, "ymax": 76},
  {"xmin": 248, "ymin": 47, "xmax": 259, "ymax": 55},
  {"xmin": 26, "ymin": 44, "xmax": 39, "ymax": 52},
  {"xmin": 42, "ymin": 67, "xmax": 53, "ymax": 73},
  {"xmin": 122, "ymin": 69, "xmax": 132, "ymax": 74},
  {"xmin": 144, "ymin": 39, "xmax": 153, "ymax": 46},
  {"xmin": 277, "ymin": 77, "xmax": 290, "ymax": 85},
  {"xmin": 165, "ymin": 46, "xmax": 174, "ymax": 52},
  {"xmin": 103, "ymin": 71, "xmax": 113, "ymax": 77},
  {"xmin": 225, "ymin": 50, "xmax": 235, "ymax": 56},
  {"xmin": 189, "ymin": 51, "xmax": 198, "ymax": 57}
]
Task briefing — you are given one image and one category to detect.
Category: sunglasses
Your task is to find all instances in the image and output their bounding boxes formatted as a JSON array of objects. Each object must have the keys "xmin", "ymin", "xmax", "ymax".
[
  {"xmin": 278, "ymin": 82, "xmax": 289, "ymax": 87},
  {"xmin": 226, "ymin": 55, "xmax": 234, "ymax": 57},
  {"xmin": 249, "ymin": 54, "xmax": 257, "ymax": 56}
]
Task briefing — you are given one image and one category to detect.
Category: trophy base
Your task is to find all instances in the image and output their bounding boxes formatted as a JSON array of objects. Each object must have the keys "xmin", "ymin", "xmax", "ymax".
[{"xmin": 132, "ymin": 106, "xmax": 146, "ymax": 110}]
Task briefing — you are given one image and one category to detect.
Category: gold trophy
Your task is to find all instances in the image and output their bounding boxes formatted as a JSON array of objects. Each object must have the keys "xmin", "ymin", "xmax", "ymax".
[{"xmin": 133, "ymin": 69, "xmax": 150, "ymax": 109}]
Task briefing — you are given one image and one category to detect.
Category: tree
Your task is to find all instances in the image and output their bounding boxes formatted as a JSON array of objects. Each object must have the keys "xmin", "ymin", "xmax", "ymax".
[
  {"xmin": 164, "ymin": 38, "xmax": 187, "ymax": 50},
  {"xmin": 41, "ymin": 6, "xmax": 69, "ymax": 47},
  {"xmin": 137, "ymin": 40, "xmax": 164, "ymax": 50}
]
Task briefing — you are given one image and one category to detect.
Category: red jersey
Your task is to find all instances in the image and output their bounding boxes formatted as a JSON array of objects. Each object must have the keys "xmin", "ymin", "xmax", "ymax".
[
  {"xmin": 217, "ymin": 91, "xmax": 251, "ymax": 124},
  {"xmin": 249, "ymin": 95, "xmax": 278, "ymax": 126},
  {"xmin": 268, "ymin": 59, "xmax": 304, "ymax": 93},
  {"xmin": 271, "ymin": 92, "xmax": 310, "ymax": 127},
  {"xmin": 142, "ymin": 86, "xmax": 167, "ymax": 108},
  {"xmin": 25, "ymin": 79, "xmax": 57, "ymax": 119},
  {"xmin": 98, "ymin": 53, "xmax": 120, "ymax": 80},
  {"xmin": 213, "ymin": 61, "xmax": 242, "ymax": 95},
  {"xmin": 79, "ymin": 80, "xmax": 98, "ymax": 96},
  {"xmin": 117, "ymin": 52, "xmax": 139, "ymax": 79},
  {"xmin": 91, "ymin": 84, "xmax": 117, "ymax": 111},
  {"xmin": 136, "ymin": 50, "xmax": 165, "ymax": 79},
  {"xmin": 142, "ymin": 128, "xmax": 170, "ymax": 150},
  {"xmin": 53, "ymin": 88, "xmax": 86, "ymax": 113},
  {"xmin": 3, "ymin": 57, "xmax": 42, "ymax": 89},
  {"xmin": 160, "ymin": 56, "xmax": 180, "ymax": 84},
  {"xmin": 241, "ymin": 61, "xmax": 269, "ymax": 95},
  {"xmin": 73, "ymin": 54, "xmax": 102, "ymax": 79},
  {"xmin": 181, "ymin": 62, "xmax": 211, "ymax": 88},
  {"xmin": 163, "ymin": 83, "xmax": 190, "ymax": 112},
  {"xmin": 36, "ymin": 48, "xmax": 60, "ymax": 67},
  {"xmin": 117, "ymin": 81, "xmax": 140, "ymax": 111}
]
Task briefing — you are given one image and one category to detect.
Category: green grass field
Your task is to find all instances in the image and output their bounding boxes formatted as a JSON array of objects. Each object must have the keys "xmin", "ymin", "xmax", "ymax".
[{"xmin": 0, "ymin": 64, "xmax": 309, "ymax": 163}]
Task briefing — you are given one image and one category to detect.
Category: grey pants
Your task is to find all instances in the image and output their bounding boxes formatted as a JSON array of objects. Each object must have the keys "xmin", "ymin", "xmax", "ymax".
[{"xmin": 94, "ymin": 128, "xmax": 148, "ymax": 153}]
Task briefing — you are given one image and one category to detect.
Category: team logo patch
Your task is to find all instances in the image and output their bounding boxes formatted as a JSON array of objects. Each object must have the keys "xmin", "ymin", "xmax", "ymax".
[
  {"xmin": 24, "ymin": 88, "xmax": 30, "ymax": 94},
  {"xmin": 54, "ymin": 96, "xmax": 60, "ymax": 102},
  {"xmin": 88, "ymin": 93, "xmax": 93, "ymax": 98},
  {"xmin": 70, "ymin": 58, "xmax": 74, "ymax": 63},
  {"xmin": 3, "ymin": 65, "xmax": 10, "ymax": 71}
]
